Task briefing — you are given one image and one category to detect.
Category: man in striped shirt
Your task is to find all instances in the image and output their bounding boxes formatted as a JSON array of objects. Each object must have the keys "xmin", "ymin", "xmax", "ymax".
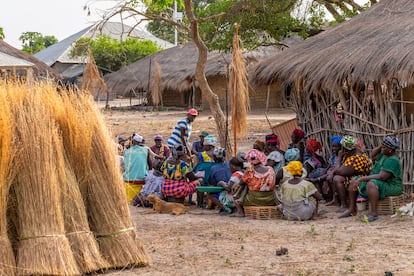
[{"xmin": 167, "ymin": 108, "xmax": 198, "ymax": 156}]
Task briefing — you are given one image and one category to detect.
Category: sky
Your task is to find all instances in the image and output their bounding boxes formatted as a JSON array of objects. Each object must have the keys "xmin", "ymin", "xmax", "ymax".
[
  {"xmin": 1, "ymin": 0, "xmax": 370, "ymax": 50},
  {"xmin": 0, "ymin": 0, "xmax": 143, "ymax": 49}
]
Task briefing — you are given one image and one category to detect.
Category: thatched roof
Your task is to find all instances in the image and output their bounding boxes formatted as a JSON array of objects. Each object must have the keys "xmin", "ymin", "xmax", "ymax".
[
  {"xmin": 0, "ymin": 40, "xmax": 60, "ymax": 80},
  {"xmin": 252, "ymin": 0, "xmax": 414, "ymax": 91},
  {"xmin": 104, "ymin": 42, "xmax": 281, "ymax": 95}
]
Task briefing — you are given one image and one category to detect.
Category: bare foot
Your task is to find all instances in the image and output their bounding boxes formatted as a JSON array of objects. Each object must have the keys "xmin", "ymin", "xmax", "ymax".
[{"xmin": 325, "ymin": 199, "xmax": 339, "ymax": 206}]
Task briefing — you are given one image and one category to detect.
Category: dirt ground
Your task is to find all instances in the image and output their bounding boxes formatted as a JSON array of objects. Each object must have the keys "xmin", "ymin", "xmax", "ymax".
[{"xmin": 101, "ymin": 100, "xmax": 414, "ymax": 276}]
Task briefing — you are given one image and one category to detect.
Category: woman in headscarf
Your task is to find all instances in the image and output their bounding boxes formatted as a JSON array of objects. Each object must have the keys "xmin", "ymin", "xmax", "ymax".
[
  {"xmin": 253, "ymin": 140, "xmax": 265, "ymax": 152},
  {"xmin": 331, "ymin": 135, "xmax": 372, "ymax": 211},
  {"xmin": 161, "ymin": 144, "xmax": 199, "ymax": 203},
  {"xmin": 233, "ymin": 149, "xmax": 276, "ymax": 216},
  {"xmin": 302, "ymin": 138, "xmax": 327, "ymax": 197},
  {"xmin": 275, "ymin": 148, "xmax": 307, "ymax": 186},
  {"xmin": 339, "ymin": 135, "xmax": 402, "ymax": 222},
  {"xmin": 266, "ymin": 150, "xmax": 285, "ymax": 174},
  {"xmin": 303, "ymin": 138, "xmax": 327, "ymax": 178},
  {"xmin": 288, "ymin": 128, "xmax": 306, "ymax": 162},
  {"xmin": 265, "ymin": 133, "xmax": 284, "ymax": 155},
  {"xmin": 307, "ymin": 136, "xmax": 342, "ymax": 204},
  {"xmin": 279, "ymin": 161, "xmax": 323, "ymax": 220}
]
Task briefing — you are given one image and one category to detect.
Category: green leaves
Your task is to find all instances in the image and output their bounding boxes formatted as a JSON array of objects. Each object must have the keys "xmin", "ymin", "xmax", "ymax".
[
  {"xmin": 70, "ymin": 35, "xmax": 161, "ymax": 71},
  {"xmin": 19, "ymin": 31, "xmax": 58, "ymax": 54}
]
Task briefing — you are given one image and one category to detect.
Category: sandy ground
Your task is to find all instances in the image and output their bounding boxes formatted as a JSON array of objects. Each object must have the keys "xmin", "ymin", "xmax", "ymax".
[{"xmin": 101, "ymin": 100, "xmax": 414, "ymax": 276}]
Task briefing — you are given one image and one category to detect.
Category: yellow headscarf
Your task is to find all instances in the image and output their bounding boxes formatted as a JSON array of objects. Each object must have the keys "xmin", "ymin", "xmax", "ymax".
[{"xmin": 286, "ymin": 161, "xmax": 303, "ymax": 176}]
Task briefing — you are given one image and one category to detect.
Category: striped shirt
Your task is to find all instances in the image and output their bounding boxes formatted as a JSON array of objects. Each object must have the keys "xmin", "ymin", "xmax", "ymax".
[{"xmin": 167, "ymin": 118, "xmax": 192, "ymax": 148}]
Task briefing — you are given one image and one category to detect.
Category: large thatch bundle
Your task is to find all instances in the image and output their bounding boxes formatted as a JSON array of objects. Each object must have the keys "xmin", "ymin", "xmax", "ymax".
[
  {"xmin": 0, "ymin": 81, "xmax": 149, "ymax": 274},
  {"xmin": 84, "ymin": 95, "xmax": 149, "ymax": 267},
  {"xmin": 11, "ymin": 87, "xmax": 79, "ymax": 275},
  {"xmin": 229, "ymin": 26, "xmax": 250, "ymax": 152},
  {"xmin": 252, "ymin": 0, "xmax": 414, "ymax": 192},
  {"xmin": 40, "ymin": 86, "xmax": 110, "ymax": 273},
  {"xmin": 0, "ymin": 82, "xmax": 17, "ymax": 275}
]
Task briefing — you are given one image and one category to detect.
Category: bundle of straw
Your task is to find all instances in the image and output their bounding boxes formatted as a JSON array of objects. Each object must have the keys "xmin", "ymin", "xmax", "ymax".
[
  {"xmin": 78, "ymin": 93, "xmax": 150, "ymax": 267},
  {"xmin": 0, "ymin": 82, "xmax": 16, "ymax": 275},
  {"xmin": 82, "ymin": 49, "xmax": 109, "ymax": 107},
  {"xmin": 11, "ymin": 87, "xmax": 80, "ymax": 275},
  {"xmin": 40, "ymin": 85, "xmax": 109, "ymax": 273},
  {"xmin": 150, "ymin": 59, "xmax": 163, "ymax": 109},
  {"xmin": 229, "ymin": 24, "xmax": 250, "ymax": 152}
]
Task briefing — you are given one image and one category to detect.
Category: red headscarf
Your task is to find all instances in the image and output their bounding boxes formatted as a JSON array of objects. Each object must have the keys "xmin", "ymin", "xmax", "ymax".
[
  {"xmin": 265, "ymin": 133, "xmax": 280, "ymax": 146},
  {"xmin": 306, "ymin": 138, "xmax": 322, "ymax": 156},
  {"xmin": 292, "ymin": 129, "xmax": 305, "ymax": 139},
  {"xmin": 246, "ymin": 149, "xmax": 267, "ymax": 165}
]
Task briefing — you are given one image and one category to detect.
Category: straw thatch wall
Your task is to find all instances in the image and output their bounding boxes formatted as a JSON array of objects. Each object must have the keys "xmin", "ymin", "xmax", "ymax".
[{"xmin": 252, "ymin": 0, "xmax": 414, "ymax": 193}]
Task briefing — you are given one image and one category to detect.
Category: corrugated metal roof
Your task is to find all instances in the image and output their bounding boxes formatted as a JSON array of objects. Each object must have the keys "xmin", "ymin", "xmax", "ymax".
[
  {"xmin": 0, "ymin": 51, "xmax": 34, "ymax": 67},
  {"xmin": 35, "ymin": 22, "xmax": 174, "ymax": 67}
]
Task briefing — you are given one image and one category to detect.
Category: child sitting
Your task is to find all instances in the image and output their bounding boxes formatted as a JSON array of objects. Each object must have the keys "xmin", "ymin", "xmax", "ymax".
[
  {"xmin": 216, "ymin": 157, "xmax": 245, "ymax": 215},
  {"xmin": 132, "ymin": 159, "xmax": 164, "ymax": 207}
]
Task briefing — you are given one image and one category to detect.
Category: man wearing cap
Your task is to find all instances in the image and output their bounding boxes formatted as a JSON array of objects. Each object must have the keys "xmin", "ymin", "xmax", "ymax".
[
  {"xmin": 191, "ymin": 131, "xmax": 209, "ymax": 155},
  {"xmin": 167, "ymin": 108, "xmax": 198, "ymax": 157},
  {"xmin": 150, "ymin": 134, "xmax": 170, "ymax": 160},
  {"xmin": 123, "ymin": 134, "xmax": 152, "ymax": 203}
]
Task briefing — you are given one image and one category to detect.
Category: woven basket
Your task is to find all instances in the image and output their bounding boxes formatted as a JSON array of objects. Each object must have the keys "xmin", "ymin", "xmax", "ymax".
[
  {"xmin": 369, "ymin": 194, "xmax": 405, "ymax": 215},
  {"xmin": 244, "ymin": 206, "xmax": 282, "ymax": 220}
]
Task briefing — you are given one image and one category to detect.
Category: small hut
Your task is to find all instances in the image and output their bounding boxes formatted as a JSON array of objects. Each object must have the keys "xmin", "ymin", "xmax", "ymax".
[
  {"xmin": 104, "ymin": 43, "xmax": 283, "ymax": 110},
  {"xmin": 0, "ymin": 40, "xmax": 60, "ymax": 81},
  {"xmin": 252, "ymin": 0, "xmax": 414, "ymax": 192}
]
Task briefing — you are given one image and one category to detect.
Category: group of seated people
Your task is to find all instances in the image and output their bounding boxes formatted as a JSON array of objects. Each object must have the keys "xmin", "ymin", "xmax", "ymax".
[{"xmin": 118, "ymin": 129, "xmax": 403, "ymax": 222}]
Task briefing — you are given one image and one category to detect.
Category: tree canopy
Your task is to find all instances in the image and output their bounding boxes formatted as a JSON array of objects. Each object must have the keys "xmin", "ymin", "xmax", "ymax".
[
  {"xmin": 0, "ymin": 27, "xmax": 4, "ymax": 40},
  {"xmin": 19, "ymin": 32, "xmax": 58, "ymax": 54},
  {"xmin": 97, "ymin": 0, "xmax": 372, "ymax": 51},
  {"xmin": 70, "ymin": 35, "xmax": 161, "ymax": 71}
]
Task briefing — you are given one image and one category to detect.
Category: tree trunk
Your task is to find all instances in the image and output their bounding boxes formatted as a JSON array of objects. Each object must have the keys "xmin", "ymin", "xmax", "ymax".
[{"xmin": 183, "ymin": 0, "xmax": 233, "ymax": 157}]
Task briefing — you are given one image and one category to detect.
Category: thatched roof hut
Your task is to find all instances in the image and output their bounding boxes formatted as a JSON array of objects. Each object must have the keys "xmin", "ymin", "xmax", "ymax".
[
  {"xmin": 104, "ymin": 42, "xmax": 282, "ymax": 109},
  {"xmin": 252, "ymin": 0, "xmax": 414, "ymax": 191},
  {"xmin": 0, "ymin": 40, "xmax": 60, "ymax": 80}
]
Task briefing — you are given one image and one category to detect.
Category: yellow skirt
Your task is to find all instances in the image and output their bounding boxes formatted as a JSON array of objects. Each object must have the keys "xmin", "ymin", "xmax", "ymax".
[{"xmin": 125, "ymin": 181, "xmax": 144, "ymax": 203}]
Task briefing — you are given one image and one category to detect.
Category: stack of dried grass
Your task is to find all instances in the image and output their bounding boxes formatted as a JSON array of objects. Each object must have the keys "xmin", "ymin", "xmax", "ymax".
[
  {"xmin": 41, "ymin": 86, "xmax": 110, "ymax": 273},
  {"xmin": 229, "ymin": 25, "xmax": 250, "ymax": 153},
  {"xmin": 0, "ymin": 82, "xmax": 17, "ymax": 275},
  {"xmin": 10, "ymin": 86, "xmax": 80, "ymax": 275},
  {"xmin": 150, "ymin": 59, "xmax": 163, "ymax": 110},
  {"xmin": 79, "ymin": 93, "xmax": 150, "ymax": 267},
  {"xmin": 0, "ymin": 81, "xmax": 149, "ymax": 274}
]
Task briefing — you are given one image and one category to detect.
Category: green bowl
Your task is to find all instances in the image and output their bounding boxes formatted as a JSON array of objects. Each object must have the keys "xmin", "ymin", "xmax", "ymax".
[{"xmin": 197, "ymin": 186, "xmax": 224, "ymax": 193}]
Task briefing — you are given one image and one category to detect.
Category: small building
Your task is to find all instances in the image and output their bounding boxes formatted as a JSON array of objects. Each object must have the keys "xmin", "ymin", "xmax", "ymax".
[{"xmin": 0, "ymin": 40, "xmax": 60, "ymax": 81}]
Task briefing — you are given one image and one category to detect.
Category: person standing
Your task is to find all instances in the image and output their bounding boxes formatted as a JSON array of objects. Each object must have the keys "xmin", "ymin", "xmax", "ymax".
[
  {"xmin": 150, "ymin": 134, "xmax": 170, "ymax": 160},
  {"xmin": 167, "ymin": 108, "xmax": 198, "ymax": 157},
  {"xmin": 123, "ymin": 134, "xmax": 152, "ymax": 203}
]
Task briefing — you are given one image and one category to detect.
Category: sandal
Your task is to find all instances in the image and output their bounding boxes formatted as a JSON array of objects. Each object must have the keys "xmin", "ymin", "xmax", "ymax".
[{"xmin": 338, "ymin": 210, "xmax": 356, "ymax": 219}]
